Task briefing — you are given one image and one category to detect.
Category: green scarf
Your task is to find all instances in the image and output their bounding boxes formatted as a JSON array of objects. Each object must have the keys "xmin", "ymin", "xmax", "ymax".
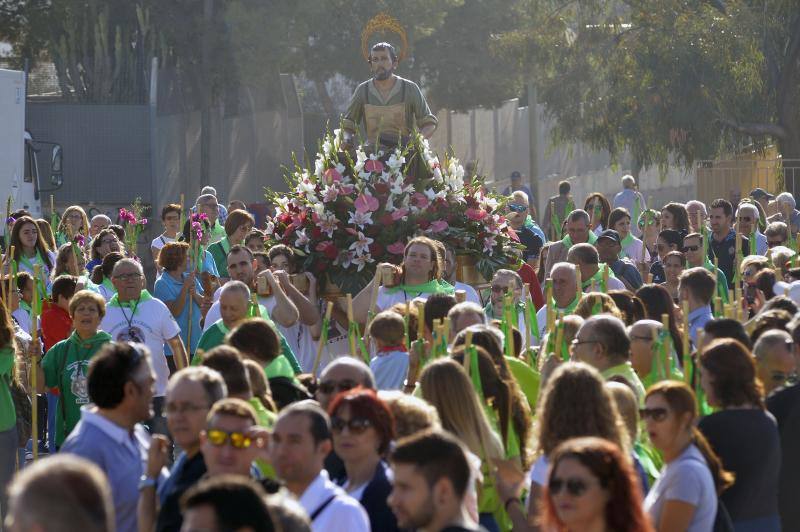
[
  {"xmin": 18, "ymin": 300, "xmax": 31, "ymax": 316},
  {"xmin": 581, "ymin": 264, "xmax": 617, "ymax": 292},
  {"xmin": 68, "ymin": 330, "xmax": 113, "ymax": 351},
  {"xmin": 552, "ymin": 296, "xmax": 580, "ymax": 315},
  {"xmin": 107, "ymin": 290, "xmax": 154, "ymax": 313},
  {"xmin": 619, "ymin": 233, "xmax": 635, "ymax": 258},
  {"xmin": 384, "ymin": 279, "xmax": 455, "ymax": 296},
  {"xmin": 562, "ymin": 230, "xmax": 598, "ymax": 249}
]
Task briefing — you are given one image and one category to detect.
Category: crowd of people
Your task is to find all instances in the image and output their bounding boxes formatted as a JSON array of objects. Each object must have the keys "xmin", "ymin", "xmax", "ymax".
[{"xmin": 0, "ymin": 177, "xmax": 798, "ymax": 532}]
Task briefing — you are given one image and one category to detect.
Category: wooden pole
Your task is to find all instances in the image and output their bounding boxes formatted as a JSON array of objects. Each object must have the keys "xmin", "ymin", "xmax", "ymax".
[
  {"xmin": 312, "ymin": 301, "xmax": 334, "ymax": 376},
  {"xmin": 545, "ymin": 278, "xmax": 554, "ymax": 330},
  {"xmin": 30, "ymin": 264, "xmax": 40, "ymax": 461},
  {"xmin": 554, "ymin": 312, "xmax": 565, "ymax": 360},
  {"xmin": 681, "ymin": 301, "xmax": 690, "ymax": 383},
  {"xmin": 523, "ymin": 283, "xmax": 532, "ymax": 349},
  {"xmin": 363, "ymin": 274, "xmax": 382, "ymax": 346},
  {"xmin": 660, "ymin": 313, "xmax": 670, "ymax": 379},
  {"xmin": 347, "ymin": 294, "xmax": 356, "ymax": 357},
  {"xmin": 575, "ymin": 267, "xmax": 582, "ymax": 301}
]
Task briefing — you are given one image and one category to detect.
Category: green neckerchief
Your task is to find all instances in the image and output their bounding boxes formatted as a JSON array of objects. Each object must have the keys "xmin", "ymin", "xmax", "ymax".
[
  {"xmin": 483, "ymin": 300, "xmax": 525, "ymax": 321},
  {"xmin": 619, "ymin": 233, "xmax": 635, "ymax": 257},
  {"xmin": 18, "ymin": 300, "xmax": 31, "ymax": 315},
  {"xmin": 101, "ymin": 277, "xmax": 116, "ymax": 294},
  {"xmin": 384, "ymin": 279, "xmax": 455, "ymax": 296},
  {"xmin": 348, "ymin": 320, "xmax": 370, "ymax": 364},
  {"xmin": 107, "ymin": 290, "xmax": 154, "ymax": 313},
  {"xmin": 562, "ymin": 230, "xmax": 598, "ymax": 249},
  {"xmin": 19, "ymin": 249, "xmax": 47, "ymax": 278},
  {"xmin": 18, "ymin": 252, "xmax": 47, "ymax": 311},
  {"xmin": 524, "ymin": 215, "xmax": 534, "ymax": 229},
  {"xmin": 215, "ymin": 320, "xmax": 230, "ymax": 335},
  {"xmin": 552, "ymin": 296, "xmax": 579, "ymax": 315},
  {"xmin": 68, "ymin": 330, "xmax": 113, "ymax": 351},
  {"xmin": 264, "ymin": 355, "xmax": 296, "ymax": 380},
  {"xmin": 581, "ymin": 263, "xmax": 617, "ymax": 291},
  {"xmin": 645, "ymin": 328, "xmax": 683, "ymax": 387}
]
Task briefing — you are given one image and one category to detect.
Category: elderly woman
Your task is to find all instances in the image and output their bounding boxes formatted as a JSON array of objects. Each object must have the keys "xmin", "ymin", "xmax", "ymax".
[
  {"xmin": 329, "ymin": 387, "xmax": 398, "ymax": 532},
  {"xmin": 153, "ymin": 242, "xmax": 205, "ymax": 361},
  {"xmin": 773, "ymin": 191, "xmax": 800, "ymax": 234},
  {"xmin": 38, "ymin": 290, "xmax": 111, "ymax": 447}
]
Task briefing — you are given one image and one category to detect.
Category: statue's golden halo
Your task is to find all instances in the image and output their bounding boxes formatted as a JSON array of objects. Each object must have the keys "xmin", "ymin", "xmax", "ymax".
[{"xmin": 361, "ymin": 13, "xmax": 408, "ymax": 62}]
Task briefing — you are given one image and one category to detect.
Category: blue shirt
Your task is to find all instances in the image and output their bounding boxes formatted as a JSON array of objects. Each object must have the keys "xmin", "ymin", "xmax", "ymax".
[
  {"xmin": 370, "ymin": 350, "xmax": 409, "ymax": 390},
  {"xmin": 688, "ymin": 305, "xmax": 713, "ymax": 347},
  {"xmin": 61, "ymin": 407, "xmax": 155, "ymax": 532},
  {"xmin": 200, "ymin": 249, "xmax": 219, "ymax": 277},
  {"xmin": 153, "ymin": 271, "xmax": 204, "ymax": 354}
]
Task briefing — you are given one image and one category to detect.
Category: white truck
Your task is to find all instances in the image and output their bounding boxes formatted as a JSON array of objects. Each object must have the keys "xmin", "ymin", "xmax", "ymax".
[{"xmin": 0, "ymin": 68, "xmax": 62, "ymax": 237}]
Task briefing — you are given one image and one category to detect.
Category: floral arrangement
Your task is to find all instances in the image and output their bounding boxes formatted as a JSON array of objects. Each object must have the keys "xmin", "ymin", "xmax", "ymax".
[
  {"xmin": 264, "ymin": 129, "xmax": 522, "ymax": 295},
  {"xmin": 118, "ymin": 198, "xmax": 149, "ymax": 256},
  {"xmin": 188, "ymin": 212, "xmax": 209, "ymax": 270}
]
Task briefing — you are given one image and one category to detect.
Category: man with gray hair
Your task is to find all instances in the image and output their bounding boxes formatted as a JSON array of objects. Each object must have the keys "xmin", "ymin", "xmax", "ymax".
[
  {"xmin": 194, "ymin": 281, "xmax": 251, "ymax": 357},
  {"xmin": 5, "ymin": 455, "xmax": 114, "ymax": 532},
  {"xmin": 535, "ymin": 262, "xmax": 579, "ymax": 341},
  {"xmin": 544, "ymin": 209, "xmax": 596, "ymax": 275},
  {"xmin": 737, "ymin": 201, "xmax": 768, "ymax": 255},
  {"xmin": 447, "ymin": 302, "xmax": 487, "ymax": 338},
  {"xmin": 772, "ymin": 191, "xmax": 800, "ymax": 235},
  {"xmin": 195, "ymin": 193, "xmax": 227, "ymax": 243},
  {"xmin": 573, "ymin": 315, "xmax": 645, "ymax": 402},
  {"xmin": 101, "ymin": 258, "xmax": 188, "ymax": 427},
  {"xmin": 686, "ymin": 200, "xmax": 708, "ymax": 233},
  {"xmin": 612, "ymin": 174, "xmax": 646, "ymax": 237},
  {"xmin": 765, "ymin": 221, "xmax": 789, "ymax": 249},
  {"xmin": 754, "ymin": 329, "xmax": 796, "ymax": 396},
  {"xmin": 567, "ymin": 242, "xmax": 626, "ymax": 292},
  {"xmin": 89, "ymin": 213, "xmax": 112, "ymax": 238},
  {"xmin": 485, "ymin": 269, "xmax": 534, "ymax": 346}
]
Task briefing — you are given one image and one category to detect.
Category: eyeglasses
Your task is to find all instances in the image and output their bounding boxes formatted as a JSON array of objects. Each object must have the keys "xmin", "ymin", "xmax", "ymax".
[
  {"xmin": 548, "ymin": 477, "xmax": 590, "ymax": 497},
  {"xmin": 114, "ymin": 272, "xmax": 143, "ymax": 281},
  {"xmin": 165, "ymin": 403, "xmax": 209, "ymax": 416},
  {"xmin": 507, "ymin": 204, "xmax": 527, "ymax": 213},
  {"xmin": 67, "ymin": 213, "xmax": 83, "ymax": 220},
  {"xmin": 318, "ymin": 379, "xmax": 359, "ymax": 395},
  {"xmin": 630, "ymin": 334, "xmax": 653, "ymax": 342},
  {"xmin": 206, "ymin": 429, "xmax": 252, "ymax": 449},
  {"xmin": 491, "ymin": 285, "xmax": 515, "ymax": 293},
  {"xmin": 331, "ymin": 416, "xmax": 372, "ymax": 435},
  {"xmin": 682, "ymin": 245, "xmax": 700, "ymax": 253},
  {"xmin": 570, "ymin": 339, "xmax": 599, "ymax": 347},
  {"xmin": 639, "ymin": 407, "xmax": 669, "ymax": 422}
]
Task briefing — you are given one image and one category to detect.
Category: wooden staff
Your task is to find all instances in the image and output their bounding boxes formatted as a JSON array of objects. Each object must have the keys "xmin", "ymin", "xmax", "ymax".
[
  {"xmin": 179, "ymin": 193, "xmax": 186, "ymax": 233},
  {"xmin": 363, "ymin": 272, "xmax": 382, "ymax": 346},
  {"xmin": 651, "ymin": 323, "xmax": 660, "ymax": 379},
  {"xmin": 5, "ymin": 245, "xmax": 14, "ymax": 312},
  {"xmin": 347, "ymin": 294, "xmax": 356, "ymax": 357},
  {"xmin": 312, "ymin": 301, "xmax": 334, "ymax": 376},
  {"xmin": 250, "ymin": 293, "xmax": 261, "ymax": 318},
  {"xmin": 30, "ymin": 264, "xmax": 40, "ymax": 461},
  {"xmin": 660, "ymin": 313, "xmax": 670, "ymax": 379},
  {"xmin": 403, "ymin": 301, "xmax": 411, "ymax": 349},
  {"xmin": 734, "ymin": 219, "xmax": 742, "ymax": 278},
  {"xmin": 575, "ymin": 267, "xmax": 582, "ymax": 301},
  {"xmin": 463, "ymin": 330, "xmax": 473, "ymax": 374},
  {"xmin": 601, "ymin": 263, "xmax": 609, "ymax": 290},
  {"xmin": 523, "ymin": 283, "xmax": 532, "ymax": 349},
  {"xmin": 442, "ymin": 316, "xmax": 450, "ymax": 346},
  {"xmin": 554, "ymin": 312, "xmax": 565, "ymax": 360},
  {"xmin": 681, "ymin": 301, "xmax": 690, "ymax": 382},
  {"xmin": 646, "ymin": 272, "xmax": 653, "ymax": 284},
  {"xmin": 416, "ymin": 300, "xmax": 425, "ymax": 340},
  {"xmin": 640, "ymin": 208, "xmax": 650, "ymax": 266}
]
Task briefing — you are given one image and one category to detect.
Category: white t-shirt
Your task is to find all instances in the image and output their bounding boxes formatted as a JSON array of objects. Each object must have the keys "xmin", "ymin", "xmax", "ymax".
[
  {"xmin": 375, "ymin": 286, "xmax": 435, "ymax": 312},
  {"xmin": 370, "ymin": 350, "xmax": 409, "ymax": 390},
  {"xmin": 150, "ymin": 234, "xmax": 176, "ymax": 251},
  {"xmin": 529, "ymin": 454, "xmax": 550, "ymax": 486},
  {"xmin": 621, "ymin": 236, "xmax": 651, "ymax": 262},
  {"xmin": 97, "ymin": 282, "xmax": 116, "ymax": 302},
  {"xmin": 298, "ymin": 471, "xmax": 370, "ymax": 532},
  {"xmin": 100, "ymin": 297, "xmax": 181, "ymax": 396},
  {"xmin": 12, "ymin": 308, "xmax": 33, "ymax": 336},
  {"xmin": 644, "ymin": 444, "xmax": 717, "ymax": 532}
]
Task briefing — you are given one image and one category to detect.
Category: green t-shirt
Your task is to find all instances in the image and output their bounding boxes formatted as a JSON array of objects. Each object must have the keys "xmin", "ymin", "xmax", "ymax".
[
  {"xmin": 208, "ymin": 237, "xmax": 231, "ymax": 278},
  {"xmin": 505, "ymin": 356, "xmax": 540, "ymax": 412},
  {"xmin": 601, "ymin": 362, "xmax": 646, "ymax": 405},
  {"xmin": 192, "ymin": 321, "xmax": 229, "ymax": 365},
  {"xmin": 265, "ymin": 355, "xmax": 297, "ymax": 382},
  {"xmin": 0, "ymin": 346, "xmax": 16, "ymax": 431},
  {"xmin": 42, "ymin": 331, "xmax": 113, "ymax": 445},
  {"xmin": 209, "ymin": 221, "xmax": 227, "ymax": 244}
]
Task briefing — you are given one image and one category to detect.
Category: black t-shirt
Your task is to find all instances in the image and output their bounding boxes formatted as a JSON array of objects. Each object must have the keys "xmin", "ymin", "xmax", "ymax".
[
  {"xmin": 707, "ymin": 230, "xmax": 750, "ymax": 289},
  {"xmin": 156, "ymin": 452, "xmax": 207, "ymax": 532},
  {"xmin": 767, "ymin": 384, "xmax": 800, "ymax": 532},
  {"xmin": 698, "ymin": 408, "xmax": 781, "ymax": 523}
]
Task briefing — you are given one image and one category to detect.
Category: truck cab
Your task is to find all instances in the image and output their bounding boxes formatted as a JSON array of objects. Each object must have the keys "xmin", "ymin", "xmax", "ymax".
[{"xmin": 0, "ymin": 68, "xmax": 63, "ymax": 227}]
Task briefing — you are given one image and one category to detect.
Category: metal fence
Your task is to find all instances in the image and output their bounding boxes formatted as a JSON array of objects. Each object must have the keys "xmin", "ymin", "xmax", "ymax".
[{"xmin": 695, "ymin": 157, "xmax": 800, "ymax": 205}]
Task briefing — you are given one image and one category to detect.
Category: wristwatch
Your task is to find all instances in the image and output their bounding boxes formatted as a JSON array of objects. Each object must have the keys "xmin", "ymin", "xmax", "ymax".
[{"xmin": 138, "ymin": 475, "xmax": 157, "ymax": 490}]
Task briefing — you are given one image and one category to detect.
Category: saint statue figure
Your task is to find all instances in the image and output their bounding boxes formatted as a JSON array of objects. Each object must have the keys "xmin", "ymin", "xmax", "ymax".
[{"xmin": 342, "ymin": 41, "xmax": 437, "ymax": 148}]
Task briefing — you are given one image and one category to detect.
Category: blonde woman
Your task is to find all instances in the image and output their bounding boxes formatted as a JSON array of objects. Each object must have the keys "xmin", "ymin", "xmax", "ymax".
[
  {"xmin": 420, "ymin": 357, "xmax": 505, "ymax": 532},
  {"xmin": 574, "ymin": 292, "xmax": 624, "ymax": 320},
  {"xmin": 56, "ymin": 206, "xmax": 90, "ymax": 246}
]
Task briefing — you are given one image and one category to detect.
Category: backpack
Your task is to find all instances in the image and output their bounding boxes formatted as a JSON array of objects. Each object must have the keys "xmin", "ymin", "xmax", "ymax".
[
  {"xmin": 5, "ymin": 374, "xmax": 32, "ymax": 447},
  {"xmin": 713, "ymin": 499, "xmax": 734, "ymax": 532}
]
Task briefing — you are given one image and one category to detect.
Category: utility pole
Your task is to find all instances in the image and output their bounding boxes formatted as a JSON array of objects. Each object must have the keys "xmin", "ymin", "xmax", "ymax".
[
  {"xmin": 527, "ymin": 80, "xmax": 540, "ymax": 216},
  {"xmin": 200, "ymin": 0, "xmax": 213, "ymax": 187}
]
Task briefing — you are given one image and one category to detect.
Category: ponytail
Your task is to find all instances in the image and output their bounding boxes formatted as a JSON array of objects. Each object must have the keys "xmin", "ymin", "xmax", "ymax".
[
  {"xmin": 691, "ymin": 427, "xmax": 735, "ymax": 495},
  {"xmin": 90, "ymin": 264, "xmax": 104, "ymax": 285}
]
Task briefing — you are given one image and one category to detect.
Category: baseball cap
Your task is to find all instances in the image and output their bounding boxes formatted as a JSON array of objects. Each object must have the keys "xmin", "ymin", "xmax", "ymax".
[
  {"xmin": 510, "ymin": 171, "xmax": 521, "ymax": 180},
  {"xmin": 750, "ymin": 188, "xmax": 774, "ymax": 201},
  {"xmin": 597, "ymin": 229, "xmax": 621, "ymax": 245}
]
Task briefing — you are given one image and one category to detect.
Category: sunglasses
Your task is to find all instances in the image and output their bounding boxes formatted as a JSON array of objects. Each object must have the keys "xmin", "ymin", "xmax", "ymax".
[
  {"xmin": 682, "ymin": 245, "xmax": 700, "ymax": 253},
  {"xmin": 507, "ymin": 204, "xmax": 527, "ymax": 213},
  {"xmin": 639, "ymin": 407, "xmax": 669, "ymax": 422},
  {"xmin": 318, "ymin": 379, "xmax": 358, "ymax": 395},
  {"xmin": 206, "ymin": 429, "xmax": 252, "ymax": 449},
  {"xmin": 549, "ymin": 477, "xmax": 589, "ymax": 497},
  {"xmin": 331, "ymin": 416, "xmax": 372, "ymax": 434}
]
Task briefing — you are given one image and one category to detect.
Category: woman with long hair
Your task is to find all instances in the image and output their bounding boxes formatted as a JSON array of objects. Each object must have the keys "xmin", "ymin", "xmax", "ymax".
[
  {"xmin": 541, "ymin": 437, "xmax": 653, "ymax": 532},
  {"xmin": 52, "ymin": 243, "xmax": 87, "ymax": 280},
  {"xmin": 354, "ymin": 235, "xmax": 453, "ymax": 322},
  {"xmin": 584, "ymin": 193, "xmax": 611, "ymax": 235},
  {"xmin": 56, "ymin": 205, "xmax": 90, "ymax": 246},
  {"xmin": 609, "ymin": 207, "xmax": 650, "ymax": 262},
  {"xmin": 518, "ymin": 363, "xmax": 629, "ymax": 530},
  {"xmin": 607, "ymin": 290, "xmax": 646, "ymax": 326},
  {"xmin": 661, "ymin": 251, "xmax": 686, "ymax": 303},
  {"xmin": 638, "ymin": 209, "xmax": 662, "ymax": 264},
  {"xmin": 661, "ymin": 203, "xmax": 690, "ymax": 238},
  {"xmin": 0, "ymin": 296, "xmax": 20, "ymax": 517},
  {"xmin": 698, "ymin": 339, "xmax": 781, "ymax": 531},
  {"xmin": 8, "ymin": 216, "xmax": 54, "ymax": 291},
  {"xmin": 643, "ymin": 381, "xmax": 733, "ymax": 532},
  {"xmin": 89, "ymin": 251, "xmax": 123, "ymax": 301},
  {"xmin": 574, "ymin": 292, "xmax": 623, "ymax": 320},
  {"xmin": 635, "ymin": 284, "xmax": 684, "ymax": 365},
  {"xmin": 328, "ymin": 387, "xmax": 398, "ymax": 532},
  {"xmin": 420, "ymin": 357, "xmax": 505, "ymax": 531},
  {"xmin": 35, "ymin": 219, "xmax": 57, "ymax": 252}
]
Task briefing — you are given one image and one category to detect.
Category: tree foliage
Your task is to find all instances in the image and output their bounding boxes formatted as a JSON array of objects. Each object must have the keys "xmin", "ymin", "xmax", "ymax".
[{"xmin": 499, "ymin": 0, "xmax": 800, "ymax": 169}]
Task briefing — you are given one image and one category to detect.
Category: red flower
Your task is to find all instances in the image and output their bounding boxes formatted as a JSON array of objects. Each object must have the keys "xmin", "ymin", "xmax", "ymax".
[
  {"xmin": 418, "ymin": 219, "xmax": 430, "ymax": 230},
  {"xmin": 364, "ymin": 159, "xmax": 384, "ymax": 173},
  {"xmin": 369, "ymin": 242, "xmax": 384, "ymax": 257},
  {"xmin": 466, "ymin": 208, "xmax": 488, "ymax": 221},
  {"xmin": 374, "ymin": 182, "xmax": 389, "ymax": 195},
  {"xmin": 311, "ymin": 227, "xmax": 323, "ymax": 240},
  {"xmin": 379, "ymin": 213, "xmax": 394, "ymax": 226}
]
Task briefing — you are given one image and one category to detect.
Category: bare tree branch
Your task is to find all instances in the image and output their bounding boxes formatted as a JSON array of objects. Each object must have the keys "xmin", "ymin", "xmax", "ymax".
[{"xmin": 717, "ymin": 117, "xmax": 786, "ymax": 139}]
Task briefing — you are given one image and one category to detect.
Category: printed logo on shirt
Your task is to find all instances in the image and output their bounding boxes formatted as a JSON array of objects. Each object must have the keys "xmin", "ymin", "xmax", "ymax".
[
  {"xmin": 117, "ymin": 326, "xmax": 146, "ymax": 344},
  {"xmin": 66, "ymin": 360, "xmax": 90, "ymax": 404}
]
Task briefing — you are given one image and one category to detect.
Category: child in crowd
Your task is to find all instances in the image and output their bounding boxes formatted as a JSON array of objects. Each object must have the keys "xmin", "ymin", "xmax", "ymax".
[{"xmin": 368, "ymin": 310, "xmax": 409, "ymax": 391}]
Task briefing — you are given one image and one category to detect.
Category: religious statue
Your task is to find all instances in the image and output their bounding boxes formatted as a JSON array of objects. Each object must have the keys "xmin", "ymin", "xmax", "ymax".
[{"xmin": 341, "ymin": 13, "xmax": 437, "ymax": 148}]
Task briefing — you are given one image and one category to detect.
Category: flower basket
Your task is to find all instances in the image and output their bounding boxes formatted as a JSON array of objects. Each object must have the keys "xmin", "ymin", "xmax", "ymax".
[
  {"xmin": 264, "ymin": 129, "xmax": 522, "ymax": 295},
  {"xmin": 456, "ymin": 254, "xmax": 487, "ymax": 285}
]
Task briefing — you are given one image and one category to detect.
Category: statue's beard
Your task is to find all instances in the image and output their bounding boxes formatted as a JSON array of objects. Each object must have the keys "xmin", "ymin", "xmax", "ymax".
[{"xmin": 374, "ymin": 67, "xmax": 393, "ymax": 81}]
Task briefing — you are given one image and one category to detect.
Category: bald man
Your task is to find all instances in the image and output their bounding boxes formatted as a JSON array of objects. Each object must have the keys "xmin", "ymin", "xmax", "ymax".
[
  {"xmin": 754, "ymin": 329, "xmax": 796, "ymax": 395},
  {"xmin": 534, "ymin": 262, "xmax": 579, "ymax": 342}
]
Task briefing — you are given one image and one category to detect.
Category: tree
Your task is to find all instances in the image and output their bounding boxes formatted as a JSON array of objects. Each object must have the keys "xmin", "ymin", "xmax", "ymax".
[{"xmin": 499, "ymin": 0, "xmax": 800, "ymax": 176}]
